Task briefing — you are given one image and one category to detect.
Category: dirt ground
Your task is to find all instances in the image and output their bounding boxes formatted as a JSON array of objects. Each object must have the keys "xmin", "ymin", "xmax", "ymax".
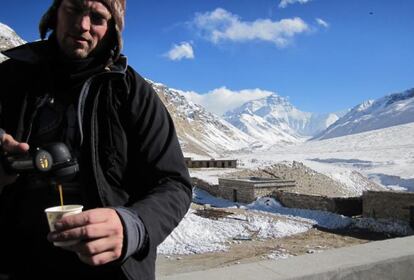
[{"xmin": 156, "ymin": 205, "xmax": 394, "ymax": 276}]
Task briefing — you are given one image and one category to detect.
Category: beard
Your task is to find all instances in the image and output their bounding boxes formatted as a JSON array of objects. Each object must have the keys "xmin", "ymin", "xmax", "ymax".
[{"xmin": 57, "ymin": 32, "xmax": 114, "ymax": 60}]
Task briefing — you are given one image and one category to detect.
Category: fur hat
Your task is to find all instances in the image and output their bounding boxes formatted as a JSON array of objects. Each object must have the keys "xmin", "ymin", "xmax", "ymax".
[{"xmin": 39, "ymin": 0, "xmax": 126, "ymax": 60}]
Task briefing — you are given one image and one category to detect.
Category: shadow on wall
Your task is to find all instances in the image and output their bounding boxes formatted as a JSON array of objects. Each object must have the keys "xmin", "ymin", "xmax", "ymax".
[{"xmin": 369, "ymin": 173, "xmax": 414, "ymax": 192}]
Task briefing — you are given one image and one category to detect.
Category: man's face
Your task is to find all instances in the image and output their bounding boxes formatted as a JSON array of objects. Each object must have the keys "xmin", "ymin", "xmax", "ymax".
[{"xmin": 56, "ymin": 0, "xmax": 113, "ymax": 59}]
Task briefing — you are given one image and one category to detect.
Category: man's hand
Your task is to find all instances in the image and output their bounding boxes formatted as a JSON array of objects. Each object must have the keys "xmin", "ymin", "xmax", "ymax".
[
  {"xmin": 47, "ymin": 208, "xmax": 124, "ymax": 266},
  {"xmin": 0, "ymin": 129, "xmax": 30, "ymax": 154},
  {"xmin": 0, "ymin": 129, "xmax": 30, "ymax": 187}
]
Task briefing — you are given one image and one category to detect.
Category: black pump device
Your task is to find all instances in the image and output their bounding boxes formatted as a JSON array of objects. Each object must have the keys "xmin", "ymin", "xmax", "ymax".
[{"xmin": 2, "ymin": 142, "xmax": 79, "ymax": 182}]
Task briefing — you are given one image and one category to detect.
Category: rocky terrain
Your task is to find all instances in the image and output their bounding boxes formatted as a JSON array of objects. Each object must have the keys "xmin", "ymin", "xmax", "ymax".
[
  {"xmin": 156, "ymin": 203, "xmax": 400, "ymax": 277},
  {"xmin": 0, "ymin": 23, "xmax": 25, "ymax": 62},
  {"xmin": 224, "ymin": 161, "xmax": 383, "ymax": 197}
]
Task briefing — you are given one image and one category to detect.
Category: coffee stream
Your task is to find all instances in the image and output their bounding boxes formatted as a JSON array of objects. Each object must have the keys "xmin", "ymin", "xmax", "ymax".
[{"xmin": 58, "ymin": 184, "xmax": 64, "ymax": 209}]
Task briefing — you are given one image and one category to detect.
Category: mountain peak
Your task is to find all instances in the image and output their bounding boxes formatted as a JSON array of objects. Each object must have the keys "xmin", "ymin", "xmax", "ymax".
[
  {"xmin": 315, "ymin": 88, "xmax": 414, "ymax": 140},
  {"xmin": 224, "ymin": 93, "xmax": 338, "ymax": 139},
  {"xmin": 266, "ymin": 93, "xmax": 290, "ymax": 106},
  {"xmin": 356, "ymin": 100, "xmax": 374, "ymax": 112}
]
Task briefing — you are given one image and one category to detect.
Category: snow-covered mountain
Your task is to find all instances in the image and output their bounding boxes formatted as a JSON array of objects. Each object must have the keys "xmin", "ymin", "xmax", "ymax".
[
  {"xmin": 224, "ymin": 94, "xmax": 342, "ymax": 145},
  {"xmin": 149, "ymin": 81, "xmax": 259, "ymax": 156},
  {"xmin": 314, "ymin": 88, "xmax": 414, "ymax": 140},
  {"xmin": 0, "ymin": 23, "xmax": 25, "ymax": 62}
]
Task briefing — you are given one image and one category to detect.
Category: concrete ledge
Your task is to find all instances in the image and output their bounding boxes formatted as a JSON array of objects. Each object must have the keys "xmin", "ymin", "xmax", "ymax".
[{"xmin": 158, "ymin": 235, "xmax": 414, "ymax": 280}]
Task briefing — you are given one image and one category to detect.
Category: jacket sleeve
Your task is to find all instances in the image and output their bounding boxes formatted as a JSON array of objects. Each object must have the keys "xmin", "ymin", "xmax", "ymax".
[
  {"xmin": 0, "ymin": 59, "xmax": 9, "ymax": 127},
  {"xmin": 122, "ymin": 68, "xmax": 192, "ymax": 258},
  {"xmin": 113, "ymin": 206, "xmax": 147, "ymax": 260},
  {"xmin": 0, "ymin": 59, "xmax": 29, "ymax": 137}
]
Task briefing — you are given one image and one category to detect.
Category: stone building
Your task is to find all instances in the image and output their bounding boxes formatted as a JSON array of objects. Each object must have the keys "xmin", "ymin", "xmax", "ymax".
[
  {"xmin": 218, "ymin": 177, "xmax": 296, "ymax": 203},
  {"xmin": 363, "ymin": 190, "xmax": 414, "ymax": 225},
  {"xmin": 185, "ymin": 157, "xmax": 237, "ymax": 168}
]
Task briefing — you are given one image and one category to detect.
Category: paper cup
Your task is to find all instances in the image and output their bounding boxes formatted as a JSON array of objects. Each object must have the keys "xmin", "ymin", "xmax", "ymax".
[{"xmin": 45, "ymin": 205, "xmax": 83, "ymax": 247}]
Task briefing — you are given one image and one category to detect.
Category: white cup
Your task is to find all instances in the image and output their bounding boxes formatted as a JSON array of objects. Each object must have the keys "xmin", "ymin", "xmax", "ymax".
[{"xmin": 44, "ymin": 204, "xmax": 84, "ymax": 247}]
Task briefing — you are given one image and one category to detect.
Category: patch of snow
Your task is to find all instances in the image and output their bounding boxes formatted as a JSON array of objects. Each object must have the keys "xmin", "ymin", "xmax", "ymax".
[
  {"xmin": 159, "ymin": 188, "xmax": 413, "ymax": 256},
  {"xmin": 157, "ymin": 206, "xmax": 311, "ymax": 255}
]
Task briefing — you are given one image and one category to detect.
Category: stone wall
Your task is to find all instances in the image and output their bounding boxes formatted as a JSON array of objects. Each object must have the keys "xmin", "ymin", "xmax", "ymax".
[
  {"xmin": 220, "ymin": 185, "xmax": 254, "ymax": 203},
  {"xmin": 363, "ymin": 190, "xmax": 414, "ymax": 222},
  {"xmin": 192, "ymin": 177, "xmax": 255, "ymax": 202},
  {"xmin": 273, "ymin": 191, "xmax": 362, "ymax": 216}
]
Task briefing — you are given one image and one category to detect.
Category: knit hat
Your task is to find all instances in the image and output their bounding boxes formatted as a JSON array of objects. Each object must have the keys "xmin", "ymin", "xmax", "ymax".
[{"xmin": 39, "ymin": 0, "xmax": 126, "ymax": 60}]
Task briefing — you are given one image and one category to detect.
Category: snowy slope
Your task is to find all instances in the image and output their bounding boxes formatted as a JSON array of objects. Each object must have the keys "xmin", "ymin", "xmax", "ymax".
[
  {"xmin": 160, "ymin": 123, "xmax": 414, "ymax": 256},
  {"xmin": 158, "ymin": 190, "xmax": 412, "ymax": 255},
  {"xmin": 224, "ymin": 109, "xmax": 301, "ymax": 146},
  {"xmin": 234, "ymin": 122, "xmax": 414, "ymax": 192},
  {"xmin": 315, "ymin": 88, "xmax": 414, "ymax": 140},
  {"xmin": 149, "ymin": 80, "xmax": 260, "ymax": 156},
  {"xmin": 0, "ymin": 23, "xmax": 26, "ymax": 62},
  {"xmin": 159, "ymin": 122, "xmax": 414, "ymax": 256},
  {"xmin": 224, "ymin": 94, "xmax": 342, "ymax": 146}
]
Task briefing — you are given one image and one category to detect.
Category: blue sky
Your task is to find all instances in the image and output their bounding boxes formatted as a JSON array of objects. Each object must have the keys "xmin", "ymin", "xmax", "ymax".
[{"xmin": 1, "ymin": 0, "xmax": 414, "ymax": 115}]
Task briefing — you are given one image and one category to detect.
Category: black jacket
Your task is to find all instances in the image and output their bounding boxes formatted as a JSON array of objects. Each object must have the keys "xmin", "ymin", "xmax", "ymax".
[{"xmin": 0, "ymin": 41, "xmax": 192, "ymax": 279}]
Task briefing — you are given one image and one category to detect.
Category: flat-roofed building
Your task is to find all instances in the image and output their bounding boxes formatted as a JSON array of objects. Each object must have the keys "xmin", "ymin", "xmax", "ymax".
[
  {"xmin": 219, "ymin": 177, "xmax": 296, "ymax": 203},
  {"xmin": 185, "ymin": 158, "xmax": 237, "ymax": 169}
]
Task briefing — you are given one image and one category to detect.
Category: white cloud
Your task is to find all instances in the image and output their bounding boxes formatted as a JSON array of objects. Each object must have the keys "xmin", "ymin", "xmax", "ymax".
[
  {"xmin": 165, "ymin": 42, "xmax": 194, "ymax": 61},
  {"xmin": 279, "ymin": 0, "xmax": 312, "ymax": 9},
  {"xmin": 316, "ymin": 18, "xmax": 329, "ymax": 28},
  {"xmin": 193, "ymin": 8, "xmax": 309, "ymax": 47},
  {"xmin": 182, "ymin": 87, "xmax": 274, "ymax": 116}
]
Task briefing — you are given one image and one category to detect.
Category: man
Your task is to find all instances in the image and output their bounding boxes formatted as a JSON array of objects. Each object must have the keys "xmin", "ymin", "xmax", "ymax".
[{"xmin": 0, "ymin": 0, "xmax": 192, "ymax": 279}]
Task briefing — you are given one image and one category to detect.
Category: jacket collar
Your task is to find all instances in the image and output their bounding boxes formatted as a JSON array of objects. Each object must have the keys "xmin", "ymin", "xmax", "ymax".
[
  {"xmin": 1, "ymin": 40, "xmax": 128, "ymax": 73},
  {"xmin": 1, "ymin": 40, "xmax": 51, "ymax": 65}
]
